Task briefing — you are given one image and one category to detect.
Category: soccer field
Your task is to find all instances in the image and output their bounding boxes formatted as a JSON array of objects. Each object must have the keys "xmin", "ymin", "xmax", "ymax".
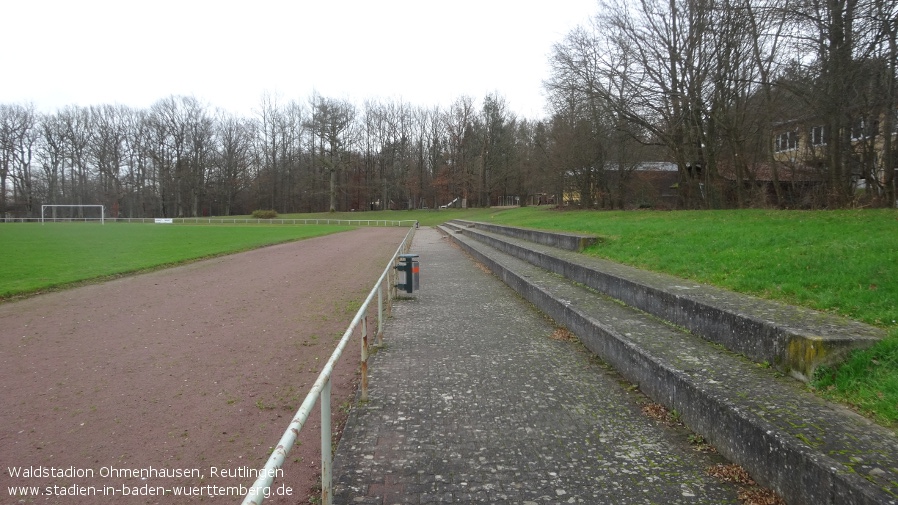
[{"xmin": 0, "ymin": 223, "xmax": 353, "ymax": 298}]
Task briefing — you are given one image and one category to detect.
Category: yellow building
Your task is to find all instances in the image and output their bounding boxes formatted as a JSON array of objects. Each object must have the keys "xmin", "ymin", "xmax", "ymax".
[{"xmin": 771, "ymin": 107, "xmax": 898, "ymax": 189}]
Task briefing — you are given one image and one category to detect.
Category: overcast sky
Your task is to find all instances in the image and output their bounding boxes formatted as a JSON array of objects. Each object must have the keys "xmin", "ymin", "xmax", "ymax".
[{"xmin": 2, "ymin": 0, "xmax": 598, "ymax": 119}]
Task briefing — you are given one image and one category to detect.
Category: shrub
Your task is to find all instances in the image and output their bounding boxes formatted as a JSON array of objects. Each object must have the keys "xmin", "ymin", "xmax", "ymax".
[{"xmin": 251, "ymin": 209, "xmax": 278, "ymax": 219}]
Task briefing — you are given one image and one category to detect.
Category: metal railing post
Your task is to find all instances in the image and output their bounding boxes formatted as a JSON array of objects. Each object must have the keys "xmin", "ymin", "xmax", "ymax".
[
  {"xmin": 389, "ymin": 258, "xmax": 397, "ymax": 301},
  {"xmin": 360, "ymin": 318, "xmax": 369, "ymax": 402},
  {"xmin": 377, "ymin": 285, "xmax": 384, "ymax": 346},
  {"xmin": 320, "ymin": 379, "xmax": 332, "ymax": 505}
]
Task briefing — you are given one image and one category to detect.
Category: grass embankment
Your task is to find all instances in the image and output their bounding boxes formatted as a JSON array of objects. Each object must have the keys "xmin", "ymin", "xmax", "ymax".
[
  {"xmin": 469, "ymin": 207, "xmax": 898, "ymax": 429},
  {"xmin": 0, "ymin": 222, "xmax": 351, "ymax": 298}
]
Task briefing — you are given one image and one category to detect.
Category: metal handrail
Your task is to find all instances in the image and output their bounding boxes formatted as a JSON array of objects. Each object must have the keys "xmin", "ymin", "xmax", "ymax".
[{"xmin": 240, "ymin": 226, "xmax": 415, "ymax": 505}]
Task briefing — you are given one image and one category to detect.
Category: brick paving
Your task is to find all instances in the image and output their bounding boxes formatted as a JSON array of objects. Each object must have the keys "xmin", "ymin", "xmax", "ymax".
[{"xmin": 332, "ymin": 227, "xmax": 741, "ymax": 504}]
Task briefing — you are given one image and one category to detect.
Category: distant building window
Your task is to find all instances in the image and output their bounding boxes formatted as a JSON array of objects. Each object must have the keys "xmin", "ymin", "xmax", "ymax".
[
  {"xmin": 775, "ymin": 131, "xmax": 798, "ymax": 152},
  {"xmin": 810, "ymin": 125, "xmax": 826, "ymax": 146},
  {"xmin": 851, "ymin": 118, "xmax": 868, "ymax": 140},
  {"xmin": 851, "ymin": 119, "xmax": 862, "ymax": 139}
]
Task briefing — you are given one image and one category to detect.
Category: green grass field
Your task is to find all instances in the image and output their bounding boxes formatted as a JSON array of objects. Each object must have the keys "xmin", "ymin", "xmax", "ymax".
[
  {"xmin": 0, "ymin": 222, "xmax": 352, "ymax": 297},
  {"xmin": 473, "ymin": 207, "xmax": 898, "ymax": 327},
  {"xmin": 3, "ymin": 207, "xmax": 896, "ymax": 429}
]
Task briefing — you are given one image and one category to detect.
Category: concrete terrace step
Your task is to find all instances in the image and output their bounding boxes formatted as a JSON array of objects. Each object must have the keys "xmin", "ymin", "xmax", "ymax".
[
  {"xmin": 451, "ymin": 219, "xmax": 600, "ymax": 252},
  {"xmin": 446, "ymin": 220, "xmax": 884, "ymax": 382},
  {"xmin": 438, "ymin": 223, "xmax": 898, "ymax": 505}
]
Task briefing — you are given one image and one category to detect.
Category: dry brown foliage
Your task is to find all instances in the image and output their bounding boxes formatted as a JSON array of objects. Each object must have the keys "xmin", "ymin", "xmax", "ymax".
[
  {"xmin": 549, "ymin": 327, "xmax": 577, "ymax": 342},
  {"xmin": 640, "ymin": 402, "xmax": 681, "ymax": 426},
  {"xmin": 707, "ymin": 464, "xmax": 786, "ymax": 505},
  {"xmin": 707, "ymin": 463, "xmax": 756, "ymax": 485},
  {"xmin": 737, "ymin": 487, "xmax": 787, "ymax": 505}
]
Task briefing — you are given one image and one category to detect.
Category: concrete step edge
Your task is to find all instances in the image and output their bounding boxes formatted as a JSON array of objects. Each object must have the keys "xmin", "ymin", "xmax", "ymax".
[{"xmin": 449, "ymin": 219, "xmax": 600, "ymax": 252}]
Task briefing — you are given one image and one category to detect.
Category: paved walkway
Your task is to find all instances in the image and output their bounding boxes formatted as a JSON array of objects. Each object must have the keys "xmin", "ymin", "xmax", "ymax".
[{"xmin": 332, "ymin": 227, "xmax": 741, "ymax": 504}]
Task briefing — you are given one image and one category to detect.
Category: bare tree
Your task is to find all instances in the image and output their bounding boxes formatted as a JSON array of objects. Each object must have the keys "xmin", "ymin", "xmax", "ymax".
[
  {"xmin": 121, "ymin": 108, "xmax": 154, "ymax": 217},
  {"xmin": 213, "ymin": 111, "xmax": 255, "ymax": 215},
  {"xmin": 879, "ymin": 0, "xmax": 897, "ymax": 204},
  {"xmin": 35, "ymin": 111, "xmax": 67, "ymax": 206},
  {"xmin": 307, "ymin": 93, "xmax": 356, "ymax": 212},
  {"xmin": 420, "ymin": 105, "xmax": 445, "ymax": 209},
  {"xmin": 146, "ymin": 96, "xmax": 213, "ymax": 217},
  {"xmin": 478, "ymin": 93, "xmax": 516, "ymax": 207},
  {"xmin": 57, "ymin": 106, "xmax": 94, "ymax": 210},
  {"xmin": 255, "ymin": 93, "xmax": 309, "ymax": 212},
  {"xmin": 0, "ymin": 104, "xmax": 38, "ymax": 214},
  {"xmin": 89, "ymin": 104, "xmax": 133, "ymax": 216},
  {"xmin": 442, "ymin": 96, "xmax": 478, "ymax": 208},
  {"xmin": 364, "ymin": 99, "xmax": 411, "ymax": 210}
]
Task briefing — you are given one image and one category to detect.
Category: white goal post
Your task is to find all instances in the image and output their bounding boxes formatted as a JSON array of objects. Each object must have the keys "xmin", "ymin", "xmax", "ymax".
[{"xmin": 41, "ymin": 205, "xmax": 105, "ymax": 224}]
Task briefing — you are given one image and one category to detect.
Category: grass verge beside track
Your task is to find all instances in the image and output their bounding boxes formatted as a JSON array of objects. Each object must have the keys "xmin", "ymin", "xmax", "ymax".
[{"xmin": 0, "ymin": 222, "xmax": 352, "ymax": 298}]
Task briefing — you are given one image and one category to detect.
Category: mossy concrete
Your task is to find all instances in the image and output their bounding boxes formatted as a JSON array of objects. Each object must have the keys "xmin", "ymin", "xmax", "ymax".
[
  {"xmin": 440, "ymin": 223, "xmax": 898, "ymax": 505},
  {"xmin": 448, "ymin": 220, "xmax": 884, "ymax": 381}
]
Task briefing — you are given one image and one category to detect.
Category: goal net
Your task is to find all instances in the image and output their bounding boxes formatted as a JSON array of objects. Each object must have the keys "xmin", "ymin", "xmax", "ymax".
[{"xmin": 41, "ymin": 205, "xmax": 106, "ymax": 224}]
